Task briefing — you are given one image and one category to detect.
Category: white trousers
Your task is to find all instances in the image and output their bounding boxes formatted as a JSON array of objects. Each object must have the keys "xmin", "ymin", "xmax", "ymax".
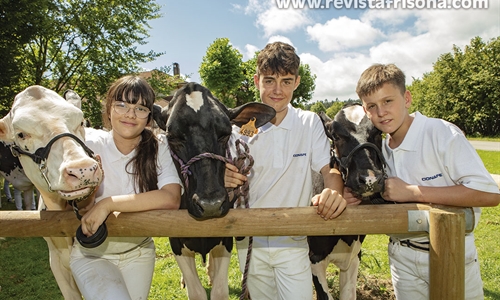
[
  {"xmin": 236, "ymin": 236, "xmax": 313, "ymax": 300},
  {"xmin": 388, "ymin": 234, "xmax": 484, "ymax": 300},
  {"xmin": 70, "ymin": 238, "xmax": 155, "ymax": 300}
]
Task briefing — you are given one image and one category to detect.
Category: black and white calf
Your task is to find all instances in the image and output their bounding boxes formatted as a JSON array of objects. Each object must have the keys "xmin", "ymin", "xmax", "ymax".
[
  {"xmin": 0, "ymin": 141, "xmax": 36, "ymax": 210},
  {"xmin": 308, "ymin": 103, "xmax": 388, "ymax": 300},
  {"xmin": 154, "ymin": 82, "xmax": 275, "ymax": 300}
]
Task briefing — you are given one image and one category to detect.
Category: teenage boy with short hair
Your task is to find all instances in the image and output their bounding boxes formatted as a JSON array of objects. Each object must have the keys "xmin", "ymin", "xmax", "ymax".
[
  {"xmin": 225, "ymin": 41, "xmax": 347, "ymax": 299},
  {"xmin": 355, "ymin": 63, "xmax": 500, "ymax": 299}
]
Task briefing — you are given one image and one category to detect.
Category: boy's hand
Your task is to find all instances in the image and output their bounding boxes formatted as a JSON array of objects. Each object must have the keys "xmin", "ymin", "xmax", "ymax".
[
  {"xmin": 344, "ymin": 187, "xmax": 362, "ymax": 205},
  {"xmin": 382, "ymin": 177, "xmax": 420, "ymax": 202},
  {"xmin": 312, "ymin": 188, "xmax": 347, "ymax": 220},
  {"xmin": 224, "ymin": 163, "xmax": 247, "ymax": 188}
]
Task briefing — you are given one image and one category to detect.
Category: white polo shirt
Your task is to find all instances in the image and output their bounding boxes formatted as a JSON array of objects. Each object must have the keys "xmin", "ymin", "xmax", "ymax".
[
  {"xmin": 80, "ymin": 128, "xmax": 181, "ymax": 253},
  {"xmin": 384, "ymin": 112, "xmax": 499, "ymax": 240},
  {"xmin": 230, "ymin": 104, "xmax": 330, "ymax": 209}
]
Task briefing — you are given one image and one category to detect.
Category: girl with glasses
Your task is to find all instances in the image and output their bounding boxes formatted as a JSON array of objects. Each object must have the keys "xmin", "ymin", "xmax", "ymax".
[{"xmin": 70, "ymin": 75, "xmax": 182, "ymax": 300}]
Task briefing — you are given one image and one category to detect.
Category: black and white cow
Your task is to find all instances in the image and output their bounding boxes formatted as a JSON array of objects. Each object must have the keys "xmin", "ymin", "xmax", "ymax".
[
  {"xmin": 154, "ymin": 82, "xmax": 275, "ymax": 300},
  {"xmin": 308, "ymin": 103, "xmax": 388, "ymax": 300},
  {"xmin": 0, "ymin": 141, "xmax": 36, "ymax": 210}
]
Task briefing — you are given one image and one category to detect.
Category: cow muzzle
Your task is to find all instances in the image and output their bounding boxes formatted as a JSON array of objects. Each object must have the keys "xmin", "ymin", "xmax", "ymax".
[
  {"xmin": 352, "ymin": 169, "xmax": 386, "ymax": 198},
  {"xmin": 11, "ymin": 133, "xmax": 102, "ymax": 195},
  {"xmin": 189, "ymin": 193, "xmax": 231, "ymax": 220}
]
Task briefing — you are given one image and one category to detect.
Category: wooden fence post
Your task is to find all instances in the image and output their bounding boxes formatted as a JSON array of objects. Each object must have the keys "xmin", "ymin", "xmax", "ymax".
[{"xmin": 429, "ymin": 207, "xmax": 466, "ymax": 300}]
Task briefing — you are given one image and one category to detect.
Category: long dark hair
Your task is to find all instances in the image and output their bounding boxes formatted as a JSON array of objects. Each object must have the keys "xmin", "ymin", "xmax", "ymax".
[{"xmin": 104, "ymin": 75, "xmax": 159, "ymax": 193}]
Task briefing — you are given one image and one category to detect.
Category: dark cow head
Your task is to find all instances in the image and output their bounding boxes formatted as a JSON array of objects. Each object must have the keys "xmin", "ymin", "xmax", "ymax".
[
  {"xmin": 154, "ymin": 82, "xmax": 275, "ymax": 220},
  {"xmin": 319, "ymin": 103, "xmax": 386, "ymax": 200}
]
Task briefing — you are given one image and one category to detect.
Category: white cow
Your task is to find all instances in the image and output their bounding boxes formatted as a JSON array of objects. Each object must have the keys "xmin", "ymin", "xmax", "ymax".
[{"xmin": 0, "ymin": 86, "xmax": 103, "ymax": 299}]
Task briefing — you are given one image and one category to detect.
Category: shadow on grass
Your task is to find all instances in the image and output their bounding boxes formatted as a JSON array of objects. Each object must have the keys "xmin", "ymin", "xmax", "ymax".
[{"xmin": 484, "ymin": 288, "xmax": 500, "ymax": 300}]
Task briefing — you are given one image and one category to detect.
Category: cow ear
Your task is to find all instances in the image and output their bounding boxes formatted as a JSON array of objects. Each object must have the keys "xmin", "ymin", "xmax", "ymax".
[
  {"xmin": 229, "ymin": 103, "xmax": 276, "ymax": 128},
  {"xmin": 317, "ymin": 112, "xmax": 335, "ymax": 141},
  {"xmin": 63, "ymin": 90, "xmax": 82, "ymax": 109},
  {"xmin": 317, "ymin": 111, "xmax": 332, "ymax": 124},
  {"xmin": 0, "ymin": 116, "xmax": 14, "ymax": 142},
  {"xmin": 152, "ymin": 104, "xmax": 168, "ymax": 131}
]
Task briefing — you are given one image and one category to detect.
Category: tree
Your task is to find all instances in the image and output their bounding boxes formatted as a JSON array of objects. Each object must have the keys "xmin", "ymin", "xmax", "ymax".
[
  {"xmin": 199, "ymin": 38, "xmax": 244, "ymax": 107},
  {"xmin": 0, "ymin": 0, "xmax": 50, "ymax": 115},
  {"xmin": 325, "ymin": 101, "xmax": 345, "ymax": 119},
  {"xmin": 293, "ymin": 64, "xmax": 317, "ymax": 108},
  {"xmin": 310, "ymin": 101, "xmax": 326, "ymax": 113},
  {"xmin": 234, "ymin": 55, "xmax": 259, "ymax": 107},
  {"xmin": 146, "ymin": 65, "xmax": 188, "ymax": 99},
  {"xmin": 408, "ymin": 37, "xmax": 500, "ymax": 136},
  {"xmin": 1, "ymin": 0, "xmax": 163, "ymax": 127}
]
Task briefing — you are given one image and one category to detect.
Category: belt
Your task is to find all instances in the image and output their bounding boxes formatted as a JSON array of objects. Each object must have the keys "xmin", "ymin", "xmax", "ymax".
[{"xmin": 390, "ymin": 238, "xmax": 430, "ymax": 252}]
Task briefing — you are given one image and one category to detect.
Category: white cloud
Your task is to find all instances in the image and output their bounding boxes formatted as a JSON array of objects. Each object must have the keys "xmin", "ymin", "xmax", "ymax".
[
  {"xmin": 241, "ymin": 0, "xmax": 265, "ymax": 14},
  {"xmin": 257, "ymin": 6, "xmax": 312, "ymax": 37},
  {"xmin": 267, "ymin": 35, "xmax": 294, "ymax": 47},
  {"xmin": 243, "ymin": 44, "xmax": 260, "ymax": 60},
  {"xmin": 238, "ymin": 0, "xmax": 312, "ymax": 37},
  {"xmin": 240, "ymin": 1, "xmax": 499, "ymax": 101},
  {"xmin": 301, "ymin": 4, "xmax": 499, "ymax": 101},
  {"xmin": 300, "ymin": 52, "xmax": 372, "ymax": 100},
  {"xmin": 361, "ymin": 8, "xmax": 413, "ymax": 26},
  {"xmin": 307, "ymin": 16, "xmax": 385, "ymax": 51}
]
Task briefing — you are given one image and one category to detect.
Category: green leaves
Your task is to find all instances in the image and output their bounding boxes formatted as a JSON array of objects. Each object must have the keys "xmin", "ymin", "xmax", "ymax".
[
  {"xmin": 199, "ymin": 38, "xmax": 245, "ymax": 108},
  {"xmin": 408, "ymin": 37, "xmax": 500, "ymax": 136},
  {"xmin": 0, "ymin": 0, "xmax": 163, "ymax": 128}
]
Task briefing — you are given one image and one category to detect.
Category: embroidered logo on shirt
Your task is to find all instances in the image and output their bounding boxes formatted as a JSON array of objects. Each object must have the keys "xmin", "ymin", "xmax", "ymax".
[
  {"xmin": 421, "ymin": 173, "xmax": 443, "ymax": 181},
  {"xmin": 293, "ymin": 153, "xmax": 307, "ymax": 157}
]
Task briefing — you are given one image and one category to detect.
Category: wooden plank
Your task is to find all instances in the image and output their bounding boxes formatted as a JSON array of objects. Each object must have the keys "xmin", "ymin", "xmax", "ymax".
[{"xmin": 1, "ymin": 204, "xmax": 441, "ymax": 237}]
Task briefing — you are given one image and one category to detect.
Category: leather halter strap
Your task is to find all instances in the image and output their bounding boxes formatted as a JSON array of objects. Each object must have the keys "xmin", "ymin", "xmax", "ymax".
[{"xmin": 11, "ymin": 133, "xmax": 95, "ymax": 164}]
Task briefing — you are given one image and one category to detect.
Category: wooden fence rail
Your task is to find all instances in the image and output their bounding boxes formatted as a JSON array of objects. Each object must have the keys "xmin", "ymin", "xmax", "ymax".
[{"xmin": 0, "ymin": 204, "xmax": 474, "ymax": 300}]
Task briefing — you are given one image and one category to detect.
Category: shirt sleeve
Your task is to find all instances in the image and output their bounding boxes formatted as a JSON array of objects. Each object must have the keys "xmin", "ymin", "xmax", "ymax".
[
  {"xmin": 310, "ymin": 113, "xmax": 331, "ymax": 174},
  {"xmin": 442, "ymin": 123, "xmax": 499, "ymax": 194}
]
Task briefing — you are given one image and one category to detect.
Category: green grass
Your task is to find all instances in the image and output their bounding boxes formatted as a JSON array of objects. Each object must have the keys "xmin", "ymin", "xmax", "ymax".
[
  {"xmin": 467, "ymin": 137, "xmax": 500, "ymax": 142},
  {"xmin": 0, "ymin": 235, "xmax": 62, "ymax": 300},
  {"xmin": 0, "ymin": 149, "xmax": 499, "ymax": 299},
  {"xmin": 477, "ymin": 150, "xmax": 500, "ymax": 174}
]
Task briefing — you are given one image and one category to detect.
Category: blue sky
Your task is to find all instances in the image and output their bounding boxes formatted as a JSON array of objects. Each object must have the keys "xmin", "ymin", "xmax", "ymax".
[{"xmin": 139, "ymin": 0, "xmax": 499, "ymax": 101}]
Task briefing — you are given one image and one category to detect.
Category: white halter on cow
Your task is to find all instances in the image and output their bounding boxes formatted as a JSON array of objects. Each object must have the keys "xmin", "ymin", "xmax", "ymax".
[{"xmin": 0, "ymin": 86, "xmax": 103, "ymax": 300}]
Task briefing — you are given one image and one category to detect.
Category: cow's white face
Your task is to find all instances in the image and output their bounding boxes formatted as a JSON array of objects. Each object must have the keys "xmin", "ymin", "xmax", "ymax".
[{"xmin": 0, "ymin": 86, "xmax": 103, "ymax": 209}]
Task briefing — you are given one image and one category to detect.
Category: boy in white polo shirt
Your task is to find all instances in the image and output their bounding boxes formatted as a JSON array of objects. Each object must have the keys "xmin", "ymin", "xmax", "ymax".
[
  {"xmin": 355, "ymin": 63, "xmax": 500, "ymax": 300},
  {"xmin": 225, "ymin": 41, "xmax": 347, "ymax": 299}
]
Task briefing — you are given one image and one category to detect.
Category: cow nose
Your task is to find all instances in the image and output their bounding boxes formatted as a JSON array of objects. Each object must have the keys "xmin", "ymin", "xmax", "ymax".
[
  {"xmin": 191, "ymin": 193, "xmax": 230, "ymax": 220},
  {"xmin": 359, "ymin": 170, "xmax": 384, "ymax": 193},
  {"xmin": 65, "ymin": 162, "xmax": 101, "ymax": 186}
]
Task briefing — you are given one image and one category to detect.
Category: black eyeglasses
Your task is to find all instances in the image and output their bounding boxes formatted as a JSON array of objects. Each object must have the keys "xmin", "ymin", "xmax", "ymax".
[{"xmin": 112, "ymin": 101, "xmax": 150, "ymax": 119}]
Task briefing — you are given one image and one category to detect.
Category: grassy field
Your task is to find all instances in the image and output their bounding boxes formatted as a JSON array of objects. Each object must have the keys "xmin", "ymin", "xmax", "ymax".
[{"xmin": 0, "ymin": 149, "xmax": 499, "ymax": 299}]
